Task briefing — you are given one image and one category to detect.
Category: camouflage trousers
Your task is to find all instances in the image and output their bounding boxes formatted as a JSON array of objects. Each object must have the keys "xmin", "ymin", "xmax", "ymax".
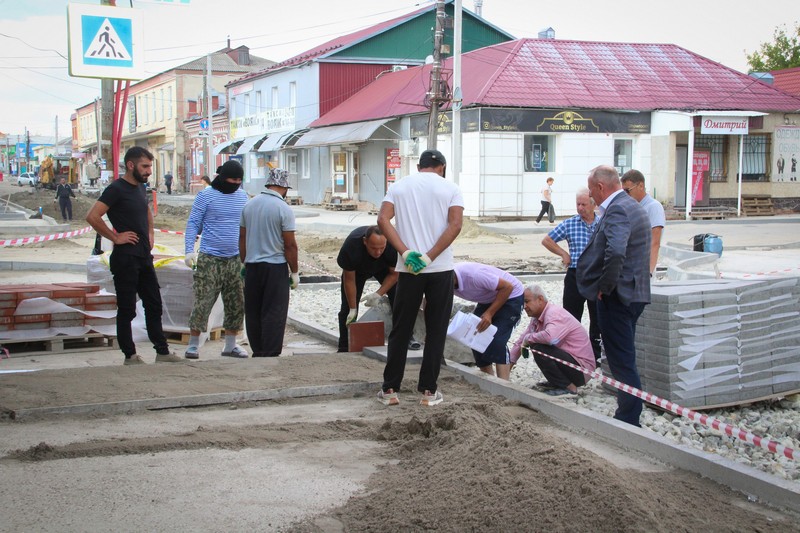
[{"xmin": 189, "ymin": 253, "xmax": 244, "ymax": 332}]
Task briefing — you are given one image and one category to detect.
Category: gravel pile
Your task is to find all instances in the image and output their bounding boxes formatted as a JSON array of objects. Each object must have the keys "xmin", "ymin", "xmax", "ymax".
[{"xmin": 289, "ymin": 279, "xmax": 800, "ymax": 483}]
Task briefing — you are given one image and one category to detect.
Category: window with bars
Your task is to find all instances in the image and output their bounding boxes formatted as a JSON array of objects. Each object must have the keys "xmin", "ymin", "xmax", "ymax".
[
  {"xmin": 740, "ymin": 134, "xmax": 771, "ymax": 181},
  {"xmin": 694, "ymin": 135, "xmax": 727, "ymax": 182}
]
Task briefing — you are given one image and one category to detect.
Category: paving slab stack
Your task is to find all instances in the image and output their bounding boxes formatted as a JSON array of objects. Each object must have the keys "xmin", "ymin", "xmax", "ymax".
[
  {"xmin": 86, "ymin": 254, "xmax": 223, "ymax": 333},
  {"xmin": 636, "ymin": 278, "xmax": 800, "ymax": 409},
  {"xmin": 0, "ymin": 282, "xmax": 117, "ymax": 340}
]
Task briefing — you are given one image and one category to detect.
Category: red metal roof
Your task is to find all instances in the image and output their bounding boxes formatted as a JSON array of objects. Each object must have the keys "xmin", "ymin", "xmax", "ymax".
[
  {"xmin": 771, "ymin": 66, "xmax": 800, "ymax": 97},
  {"xmin": 313, "ymin": 39, "xmax": 800, "ymax": 127},
  {"xmin": 231, "ymin": 4, "xmax": 432, "ymax": 85}
]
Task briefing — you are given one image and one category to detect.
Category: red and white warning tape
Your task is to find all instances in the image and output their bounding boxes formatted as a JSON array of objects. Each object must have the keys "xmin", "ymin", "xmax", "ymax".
[
  {"xmin": 727, "ymin": 266, "xmax": 800, "ymax": 278},
  {"xmin": 0, "ymin": 226, "xmax": 94, "ymax": 247},
  {"xmin": 155, "ymin": 228, "xmax": 185, "ymax": 235},
  {"xmin": 529, "ymin": 346, "xmax": 797, "ymax": 461}
]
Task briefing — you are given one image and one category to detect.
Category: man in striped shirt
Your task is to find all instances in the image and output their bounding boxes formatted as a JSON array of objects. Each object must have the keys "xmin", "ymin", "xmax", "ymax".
[
  {"xmin": 541, "ymin": 188, "xmax": 601, "ymax": 363},
  {"xmin": 184, "ymin": 160, "xmax": 249, "ymax": 359}
]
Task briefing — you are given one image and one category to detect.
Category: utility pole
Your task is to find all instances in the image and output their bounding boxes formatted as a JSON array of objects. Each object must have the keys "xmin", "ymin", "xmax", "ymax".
[
  {"xmin": 100, "ymin": 0, "xmax": 114, "ymax": 172},
  {"xmin": 426, "ymin": 0, "xmax": 446, "ymax": 150},
  {"xmin": 205, "ymin": 53, "xmax": 213, "ymax": 179},
  {"xmin": 452, "ymin": 0, "xmax": 462, "ymax": 185},
  {"xmin": 24, "ymin": 128, "xmax": 30, "ymax": 173}
]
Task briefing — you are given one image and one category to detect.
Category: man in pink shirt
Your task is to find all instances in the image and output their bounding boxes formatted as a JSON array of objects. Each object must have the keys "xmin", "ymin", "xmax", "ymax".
[
  {"xmin": 510, "ymin": 284, "xmax": 596, "ymax": 396},
  {"xmin": 453, "ymin": 262, "xmax": 524, "ymax": 380}
]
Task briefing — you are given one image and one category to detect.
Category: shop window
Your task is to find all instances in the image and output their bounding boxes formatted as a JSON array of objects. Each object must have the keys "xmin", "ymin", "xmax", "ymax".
[
  {"xmin": 524, "ymin": 135, "xmax": 555, "ymax": 172},
  {"xmin": 740, "ymin": 134, "xmax": 771, "ymax": 182},
  {"xmin": 287, "ymin": 153, "xmax": 297, "ymax": 174},
  {"xmin": 614, "ymin": 139, "xmax": 633, "ymax": 175},
  {"xmin": 694, "ymin": 135, "xmax": 728, "ymax": 182}
]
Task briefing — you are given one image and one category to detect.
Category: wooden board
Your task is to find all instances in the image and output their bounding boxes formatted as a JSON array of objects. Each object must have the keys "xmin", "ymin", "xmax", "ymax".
[
  {"xmin": 645, "ymin": 388, "xmax": 800, "ymax": 413},
  {"xmin": 0, "ymin": 333, "xmax": 116, "ymax": 357},
  {"xmin": 163, "ymin": 327, "xmax": 224, "ymax": 345}
]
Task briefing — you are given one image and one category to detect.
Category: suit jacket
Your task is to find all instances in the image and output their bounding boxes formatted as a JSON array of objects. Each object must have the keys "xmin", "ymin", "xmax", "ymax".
[{"xmin": 577, "ymin": 191, "xmax": 651, "ymax": 306}]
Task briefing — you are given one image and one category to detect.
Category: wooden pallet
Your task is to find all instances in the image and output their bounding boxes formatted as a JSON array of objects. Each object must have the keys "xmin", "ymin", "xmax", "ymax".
[
  {"xmin": 163, "ymin": 327, "xmax": 224, "ymax": 345},
  {"xmin": 285, "ymin": 197, "xmax": 304, "ymax": 206},
  {"xmin": 742, "ymin": 195, "xmax": 775, "ymax": 216},
  {"xmin": 324, "ymin": 202, "xmax": 357, "ymax": 211},
  {"xmin": 690, "ymin": 207, "xmax": 736, "ymax": 220},
  {"xmin": 0, "ymin": 333, "xmax": 116, "ymax": 357}
]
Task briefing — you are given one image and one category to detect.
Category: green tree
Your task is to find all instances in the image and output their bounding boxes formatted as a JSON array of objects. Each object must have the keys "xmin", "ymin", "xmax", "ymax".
[{"xmin": 746, "ymin": 22, "xmax": 800, "ymax": 72}]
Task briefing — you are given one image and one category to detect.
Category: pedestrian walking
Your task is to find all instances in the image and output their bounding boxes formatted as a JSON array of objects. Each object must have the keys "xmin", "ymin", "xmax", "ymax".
[{"xmin": 54, "ymin": 177, "xmax": 76, "ymax": 222}]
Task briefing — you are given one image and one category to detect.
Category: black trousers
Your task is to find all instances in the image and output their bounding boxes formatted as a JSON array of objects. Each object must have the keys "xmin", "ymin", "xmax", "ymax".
[
  {"xmin": 530, "ymin": 343, "xmax": 587, "ymax": 389},
  {"xmin": 383, "ymin": 271, "xmax": 453, "ymax": 394},
  {"xmin": 562, "ymin": 269, "xmax": 601, "ymax": 362},
  {"xmin": 109, "ymin": 252, "xmax": 169, "ymax": 358},
  {"xmin": 244, "ymin": 262, "xmax": 289, "ymax": 357},
  {"xmin": 165, "ymin": 182, "xmax": 172, "ymax": 194},
  {"xmin": 536, "ymin": 201, "xmax": 554, "ymax": 223},
  {"xmin": 58, "ymin": 197, "xmax": 72, "ymax": 221},
  {"xmin": 337, "ymin": 269, "xmax": 396, "ymax": 352}
]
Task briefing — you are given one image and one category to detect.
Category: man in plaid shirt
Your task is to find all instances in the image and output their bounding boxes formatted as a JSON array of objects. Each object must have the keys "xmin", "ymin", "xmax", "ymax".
[{"xmin": 541, "ymin": 188, "xmax": 601, "ymax": 363}]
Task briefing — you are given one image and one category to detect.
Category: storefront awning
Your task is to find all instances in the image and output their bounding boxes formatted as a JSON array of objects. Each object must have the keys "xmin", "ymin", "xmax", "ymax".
[
  {"xmin": 213, "ymin": 138, "xmax": 244, "ymax": 156},
  {"xmin": 689, "ymin": 111, "xmax": 768, "ymax": 117},
  {"xmin": 293, "ymin": 119, "xmax": 394, "ymax": 148},
  {"xmin": 121, "ymin": 127, "xmax": 164, "ymax": 142},
  {"xmin": 258, "ymin": 131, "xmax": 293, "ymax": 153},
  {"xmin": 236, "ymin": 134, "xmax": 268, "ymax": 155}
]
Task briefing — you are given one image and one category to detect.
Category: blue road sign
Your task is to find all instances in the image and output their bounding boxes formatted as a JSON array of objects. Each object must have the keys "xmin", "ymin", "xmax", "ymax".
[{"xmin": 82, "ymin": 15, "xmax": 133, "ymax": 68}]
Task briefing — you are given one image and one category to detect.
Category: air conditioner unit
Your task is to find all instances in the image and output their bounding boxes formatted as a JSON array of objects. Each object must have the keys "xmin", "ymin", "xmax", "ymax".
[{"xmin": 391, "ymin": 65, "xmax": 407, "ymax": 72}]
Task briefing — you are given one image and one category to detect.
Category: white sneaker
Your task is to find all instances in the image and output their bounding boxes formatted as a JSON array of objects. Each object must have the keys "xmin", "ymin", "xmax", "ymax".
[
  {"xmin": 377, "ymin": 388, "xmax": 399, "ymax": 406},
  {"xmin": 420, "ymin": 390, "xmax": 443, "ymax": 406},
  {"xmin": 155, "ymin": 351, "xmax": 184, "ymax": 363}
]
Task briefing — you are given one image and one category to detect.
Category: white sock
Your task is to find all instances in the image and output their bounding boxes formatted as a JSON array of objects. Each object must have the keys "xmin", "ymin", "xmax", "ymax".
[
  {"xmin": 224, "ymin": 334, "xmax": 236, "ymax": 352},
  {"xmin": 188, "ymin": 335, "xmax": 200, "ymax": 351}
]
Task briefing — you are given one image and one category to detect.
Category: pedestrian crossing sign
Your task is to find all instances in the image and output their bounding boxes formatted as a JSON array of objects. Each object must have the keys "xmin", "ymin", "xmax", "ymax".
[{"xmin": 67, "ymin": 3, "xmax": 145, "ymax": 80}]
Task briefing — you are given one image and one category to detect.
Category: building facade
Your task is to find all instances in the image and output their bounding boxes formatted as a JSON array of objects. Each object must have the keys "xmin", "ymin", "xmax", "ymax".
[{"xmin": 73, "ymin": 45, "xmax": 273, "ymax": 191}]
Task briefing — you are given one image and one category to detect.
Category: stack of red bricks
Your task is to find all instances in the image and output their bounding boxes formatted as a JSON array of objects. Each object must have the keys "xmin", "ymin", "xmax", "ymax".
[{"xmin": 0, "ymin": 283, "xmax": 117, "ymax": 336}]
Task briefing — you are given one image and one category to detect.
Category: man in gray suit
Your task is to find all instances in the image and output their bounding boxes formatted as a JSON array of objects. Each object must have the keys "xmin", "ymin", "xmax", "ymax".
[{"xmin": 577, "ymin": 165, "xmax": 651, "ymax": 427}]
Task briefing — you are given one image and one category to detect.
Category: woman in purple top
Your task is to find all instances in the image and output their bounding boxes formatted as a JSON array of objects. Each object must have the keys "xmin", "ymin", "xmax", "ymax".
[{"xmin": 453, "ymin": 262, "xmax": 524, "ymax": 380}]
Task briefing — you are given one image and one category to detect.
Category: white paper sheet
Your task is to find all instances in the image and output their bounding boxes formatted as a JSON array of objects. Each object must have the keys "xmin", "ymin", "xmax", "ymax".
[{"xmin": 446, "ymin": 311, "xmax": 497, "ymax": 353}]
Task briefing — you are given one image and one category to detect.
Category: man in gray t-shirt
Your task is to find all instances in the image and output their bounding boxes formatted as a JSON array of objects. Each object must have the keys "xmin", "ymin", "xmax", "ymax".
[
  {"xmin": 621, "ymin": 170, "xmax": 665, "ymax": 275},
  {"xmin": 239, "ymin": 168, "xmax": 299, "ymax": 356}
]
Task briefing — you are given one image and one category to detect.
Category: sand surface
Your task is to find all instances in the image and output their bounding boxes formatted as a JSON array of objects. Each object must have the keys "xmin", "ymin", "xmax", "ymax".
[{"xmin": 3, "ymin": 185, "xmax": 800, "ymax": 530}]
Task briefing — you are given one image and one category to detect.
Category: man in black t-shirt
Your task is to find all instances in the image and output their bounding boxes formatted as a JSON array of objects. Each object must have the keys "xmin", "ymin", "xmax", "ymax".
[
  {"xmin": 336, "ymin": 225, "xmax": 400, "ymax": 352},
  {"xmin": 86, "ymin": 147, "xmax": 183, "ymax": 366}
]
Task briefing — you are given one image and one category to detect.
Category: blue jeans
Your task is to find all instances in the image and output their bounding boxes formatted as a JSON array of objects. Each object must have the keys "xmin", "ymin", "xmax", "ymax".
[{"xmin": 596, "ymin": 292, "xmax": 646, "ymax": 427}]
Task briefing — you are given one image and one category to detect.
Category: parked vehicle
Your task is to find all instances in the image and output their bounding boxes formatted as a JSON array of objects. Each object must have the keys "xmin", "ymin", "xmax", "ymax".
[{"xmin": 16, "ymin": 172, "xmax": 37, "ymax": 186}]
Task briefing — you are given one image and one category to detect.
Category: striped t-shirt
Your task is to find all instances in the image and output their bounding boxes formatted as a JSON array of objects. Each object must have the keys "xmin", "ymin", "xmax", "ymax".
[{"xmin": 184, "ymin": 187, "xmax": 248, "ymax": 257}]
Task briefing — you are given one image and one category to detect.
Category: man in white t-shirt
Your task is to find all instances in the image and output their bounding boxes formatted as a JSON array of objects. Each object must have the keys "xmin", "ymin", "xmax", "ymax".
[
  {"xmin": 621, "ymin": 170, "xmax": 665, "ymax": 275},
  {"xmin": 376, "ymin": 149, "xmax": 464, "ymax": 407}
]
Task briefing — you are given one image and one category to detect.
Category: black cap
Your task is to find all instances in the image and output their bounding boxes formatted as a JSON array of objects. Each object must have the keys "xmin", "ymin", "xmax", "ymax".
[
  {"xmin": 216, "ymin": 160, "xmax": 244, "ymax": 181},
  {"xmin": 419, "ymin": 149, "xmax": 447, "ymax": 168}
]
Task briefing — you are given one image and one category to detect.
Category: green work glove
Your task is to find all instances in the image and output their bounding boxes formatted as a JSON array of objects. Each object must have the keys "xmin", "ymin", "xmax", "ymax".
[
  {"xmin": 289, "ymin": 272, "xmax": 300, "ymax": 290},
  {"xmin": 240, "ymin": 265, "xmax": 246, "ymax": 281},
  {"xmin": 346, "ymin": 308, "xmax": 357, "ymax": 325},
  {"xmin": 521, "ymin": 347, "xmax": 530, "ymax": 359}
]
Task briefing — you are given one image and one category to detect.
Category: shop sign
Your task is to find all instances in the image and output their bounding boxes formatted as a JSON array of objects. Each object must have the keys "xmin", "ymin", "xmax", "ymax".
[{"xmin": 700, "ymin": 116, "xmax": 749, "ymax": 135}]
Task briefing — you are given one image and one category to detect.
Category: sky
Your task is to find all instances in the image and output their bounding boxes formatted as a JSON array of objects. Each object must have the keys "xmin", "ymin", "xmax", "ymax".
[{"xmin": 1, "ymin": 0, "xmax": 796, "ymax": 139}]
